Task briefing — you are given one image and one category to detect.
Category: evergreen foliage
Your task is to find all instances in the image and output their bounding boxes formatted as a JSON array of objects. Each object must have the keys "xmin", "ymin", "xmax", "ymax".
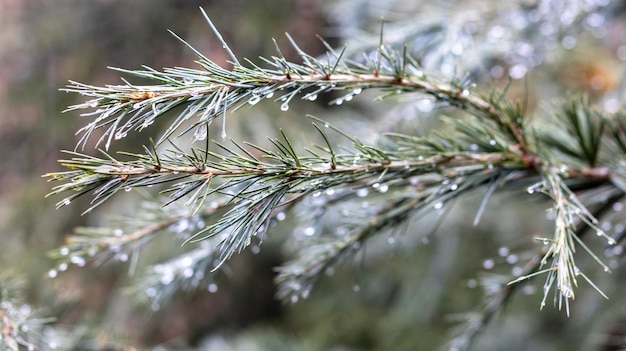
[{"xmin": 3, "ymin": 1, "xmax": 623, "ymax": 350}]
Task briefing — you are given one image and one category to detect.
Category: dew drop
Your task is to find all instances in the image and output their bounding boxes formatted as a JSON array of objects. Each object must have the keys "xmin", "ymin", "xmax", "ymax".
[
  {"xmin": 356, "ymin": 188, "xmax": 369, "ymax": 197},
  {"xmin": 48, "ymin": 269, "xmax": 58, "ymax": 278},
  {"xmin": 70, "ymin": 256, "xmax": 86, "ymax": 267},
  {"xmin": 344, "ymin": 94, "xmax": 353, "ymax": 102},
  {"xmin": 290, "ymin": 295, "xmax": 299, "ymax": 303},
  {"xmin": 208, "ymin": 283, "xmax": 218, "ymax": 293},
  {"xmin": 378, "ymin": 184, "xmax": 389, "ymax": 193},
  {"xmin": 160, "ymin": 272, "xmax": 174, "ymax": 285},
  {"xmin": 125, "ymin": 187, "xmax": 132, "ymax": 192},
  {"xmin": 146, "ymin": 287, "xmax": 157, "ymax": 298},
  {"xmin": 449, "ymin": 184, "xmax": 459, "ymax": 191},
  {"xmin": 506, "ymin": 254, "xmax": 518, "ymax": 264},
  {"xmin": 89, "ymin": 100, "xmax": 98, "ymax": 108},
  {"xmin": 59, "ymin": 247, "xmax": 70, "ymax": 256},
  {"xmin": 433, "ymin": 201, "xmax": 443, "ymax": 210},
  {"xmin": 303, "ymin": 227, "xmax": 316, "ymax": 236},
  {"xmin": 353, "ymin": 87, "xmax": 362, "ymax": 95},
  {"xmin": 489, "ymin": 139, "xmax": 497, "ymax": 146},
  {"xmin": 63, "ymin": 199, "xmax": 71, "ymax": 206},
  {"xmin": 276, "ymin": 212, "xmax": 286, "ymax": 221},
  {"xmin": 248, "ymin": 95, "xmax": 261, "ymax": 105},
  {"xmin": 280, "ymin": 103, "xmax": 289, "ymax": 111},
  {"xmin": 133, "ymin": 102, "xmax": 142, "ymax": 109},
  {"xmin": 307, "ymin": 94, "xmax": 318, "ymax": 101},
  {"xmin": 497, "ymin": 247, "xmax": 509, "ymax": 257},
  {"xmin": 353, "ymin": 284, "xmax": 361, "ymax": 292},
  {"xmin": 58, "ymin": 263, "xmax": 68, "ymax": 272},
  {"xmin": 482, "ymin": 258, "xmax": 495, "ymax": 270},
  {"xmin": 387, "ymin": 236, "xmax": 396, "ymax": 245},
  {"xmin": 193, "ymin": 124, "xmax": 207, "ymax": 142}
]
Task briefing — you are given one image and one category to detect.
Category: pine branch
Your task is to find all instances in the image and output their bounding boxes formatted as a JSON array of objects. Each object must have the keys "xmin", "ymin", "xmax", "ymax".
[
  {"xmin": 63, "ymin": 23, "xmax": 527, "ymax": 151},
  {"xmin": 0, "ymin": 273, "xmax": 55, "ymax": 351},
  {"xmin": 46, "ymin": 10, "xmax": 626, "ymax": 340}
]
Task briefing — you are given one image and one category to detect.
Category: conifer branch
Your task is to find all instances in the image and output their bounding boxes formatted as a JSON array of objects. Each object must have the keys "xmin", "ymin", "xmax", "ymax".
[{"xmin": 45, "ymin": 10, "xmax": 626, "ymax": 347}]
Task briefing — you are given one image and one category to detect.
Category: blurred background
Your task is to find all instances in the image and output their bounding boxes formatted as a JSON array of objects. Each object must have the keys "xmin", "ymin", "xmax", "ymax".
[{"xmin": 2, "ymin": 0, "xmax": 626, "ymax": 350}]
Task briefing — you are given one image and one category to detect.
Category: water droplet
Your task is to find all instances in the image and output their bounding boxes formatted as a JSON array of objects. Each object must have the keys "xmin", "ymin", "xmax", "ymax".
[
  {"xmin": 608, "ymin": 238, "xmax": 617, "ymax": 245},
  {"xmin": 70, "ymin": 255, "xmax": 86, "ymax": 267},
  {"xmin": 353, "ymin": 88, "xmax": 362, "ymax": 95},
  {"xmin": 89, "ymin": 100, "xmax": 98, "ymax": 108},
  {"xmin": 160, "ymin": 272, "xmax": 174, "ymax": 285},
  {"xmin": 303, "ymin": 227, "xmax": 316, "ymax": 236},
  {"xmin": 48, "ymin": 269, "xmax": 58, "ymax": 278},
  {"xmin": 433, "ymin": 202, "xmax": 443, "ymax": 210},
  {"xmin": 146, "ymin": 287, "xmax": 157, "ymax": 298},
  {"xmin": 312, "ymin": 191, "xmax": 321, "ymax": 197},
  {"xmin": 208, "ymin": 283, "xmax": 218, "ymax": 293},
  {"xmin": 449, "ymin": 184, "xmax": 459, "ymax": 191},
  {"xmin": 276, "ymin": 212, "xmax": 286, "ymax": 221},
  {"xmin": 125, "ymin": 187, "xmax": 132, "ymax": 192},
  {"xmin": 183, "ymin": 268, "xmax": 194, "ymax": 278},
  {"xmin": 482, "ymin": 258, "xmax": 495, "ymax": 270},
  {"xmin": 117, "ymin": 253, "xmax": 129, "ymax": 262},
  {"xmin": 613, "ymin": 202, "xmax": 624, "ymax": 212},
  {"xmin": 290, "ymin": 295, "xmax": 299, "ymax": 303},
  {"xmin": 497, "ymin": 247, "xmax": 509, "ymax": 257},
  {"xmin": 378, "ymin": 184, "xmax": 389, "ymax": 193},
  {"xmin": 192, "ymin": 124, "xmax": 207, "ymax": 142},
  {"xmin": 189, "ymin": 90, "xmax": 199, "ymax": 97},
  {"xmin": 462, "ymin": 89, "xmax": 470, "ymax": 96},
  {"xmin": 58, "ymin": 263, "xmax": 68, "ymax": 272},
  {"xmin": 334, "ymin": 99, "xmax": 344, "ymax": 106},
  {"xmin": 596, "ymin": 230, "xmax": 605, "ymax": 237},
  {"xmin": 356, "ymin": 188, "xmax": 369, "ymax": 197},
  {"xmin": 280, "ymin": 103, "xmax": 289, "ymax": 111},
  {"xmin": 62, "ymin": 198, "xmax": 71, "ymax": 206},
  {"xmin": 353, "ymin": 284, "xmax": 361, "ymax": 292},
  {"xmin": 307, "ymin": 94, "xmax": 318, "ymax": 101},
  {"xmin": 60, "ymin": 247, "xmax": 70, "ymax": 256},
  {"xmin": 387, "ymin": 236, "xmax": 396, "ymax": 245},
  {"xmin": 133, "ymin": 102, "xmax": 142, "ymax": 109},
  {"xmin": 467, "ymin": 279, "xmax": 478, "ymax": 288},
  {"xmin": 506, "ymin": 254, "xmax": 518, "ymax": 264},
  {"xmin": 113, "ymin": 229, "xmax": 123, "ymax": 236},
  {"xmin": 344, "ymin": 94, "xmax": 353, "ymax": 102},
  {"xmin": 489, "ymin": 139, "xmax": 497, "ymax": 146},
  {"xmin": 248, "ymin": 95, "xmax": 261, "ymax": 105}
]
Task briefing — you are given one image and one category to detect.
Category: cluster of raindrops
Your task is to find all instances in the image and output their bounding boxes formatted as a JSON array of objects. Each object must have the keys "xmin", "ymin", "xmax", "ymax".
[
  {"xmin": 328, "ymin": 0, "xmax": 614, "ymax": 81},
  {"xmin": 143, "ymin": 246, "xmax": 219, "ymax": 311},
  {"xmin": 467, "ymin": 245, "xmax": 537, "ymax": 296}
]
